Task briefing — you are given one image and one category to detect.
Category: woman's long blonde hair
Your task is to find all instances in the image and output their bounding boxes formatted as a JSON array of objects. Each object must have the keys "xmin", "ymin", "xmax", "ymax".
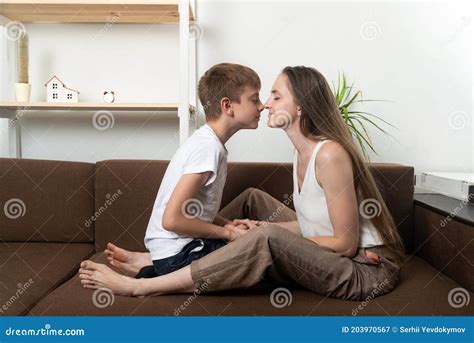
[{"xmin": 283, "ymin": 66, "xmax": 405, "ymax": 263}]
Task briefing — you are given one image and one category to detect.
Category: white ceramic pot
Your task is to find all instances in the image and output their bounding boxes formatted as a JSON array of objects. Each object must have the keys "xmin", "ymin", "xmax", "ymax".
[{"xmin": 14, "ymin": 83, "xmax": 31, "ymax": 102}]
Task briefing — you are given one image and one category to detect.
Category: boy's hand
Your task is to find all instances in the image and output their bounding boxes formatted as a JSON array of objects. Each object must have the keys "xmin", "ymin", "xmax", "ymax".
[
  {"xmin": 224, "ymin": 223, "xmax": 250, "ymax": 242},
  {"xmin": 231, "ymin": 219, "xmax": 262, "ymax": 229}
]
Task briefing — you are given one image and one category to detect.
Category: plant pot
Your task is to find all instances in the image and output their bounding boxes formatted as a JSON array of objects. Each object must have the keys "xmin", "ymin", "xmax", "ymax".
[{"xmin": 14, "ymin": 83, "xmax": 31, "ymax": 102}]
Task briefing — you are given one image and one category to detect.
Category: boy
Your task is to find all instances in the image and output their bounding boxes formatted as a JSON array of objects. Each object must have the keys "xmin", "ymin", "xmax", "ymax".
[{"xmin": 104, "ymin": 63, "xmax": 264, "ymax": 279}]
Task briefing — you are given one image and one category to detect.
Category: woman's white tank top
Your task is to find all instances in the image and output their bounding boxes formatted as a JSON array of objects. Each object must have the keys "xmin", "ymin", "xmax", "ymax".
[{"xmin": 292, "ymin": 140, "xmax": 384, "ymax": 247}]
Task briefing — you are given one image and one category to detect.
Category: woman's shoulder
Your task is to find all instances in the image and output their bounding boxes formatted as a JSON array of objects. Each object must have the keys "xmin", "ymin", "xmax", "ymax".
[
  {"xmin": 317, "ymin": 140, "xmax": 352, "ymax": 165},
  {"xmin": 314, "ymin": 140, "xmax": 354, "ymax": 188},
  {"xmin": 315, "ymin": 140, "xmax": 352, "ymax": 173}
]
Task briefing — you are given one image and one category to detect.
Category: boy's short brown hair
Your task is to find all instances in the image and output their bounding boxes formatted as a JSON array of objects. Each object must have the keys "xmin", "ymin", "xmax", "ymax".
[{"xmin": 198, "ymin": 63, "xmax": 261, "ymax": 121}]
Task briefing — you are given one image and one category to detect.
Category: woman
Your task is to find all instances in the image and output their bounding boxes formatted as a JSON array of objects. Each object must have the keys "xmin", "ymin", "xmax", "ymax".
[{"xmin": 79, "ymin": 66, "xmax": 405, "ymax": 301}]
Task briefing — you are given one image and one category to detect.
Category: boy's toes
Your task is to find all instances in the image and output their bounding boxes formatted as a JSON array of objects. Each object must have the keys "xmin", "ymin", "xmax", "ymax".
[
  {"xmin": 79, "ymin": 268, "xmax": 90, "ymax": 277},
  {"xmin": 79, "ymin": 273, "xmax": 92, "ymax": 280},
  {"xmin": 81, "ymin": 260, "xmax": 99, "ymax": 270},
  {"xmin": 84, "ymin": 284, "xmax": 99, "ymax": 290},
  {"xmin": 80, "ymin": 278, "xmax": 94, "ymax": 285}
]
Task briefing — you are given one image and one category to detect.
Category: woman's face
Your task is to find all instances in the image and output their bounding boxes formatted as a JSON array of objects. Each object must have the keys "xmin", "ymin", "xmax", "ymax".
[{"xmin": 264, "ymin": 73, "xmax": 299, "ymax": 130}]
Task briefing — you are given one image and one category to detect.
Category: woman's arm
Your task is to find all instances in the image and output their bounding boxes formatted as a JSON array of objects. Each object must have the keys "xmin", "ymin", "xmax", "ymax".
[{"xmin": 307, "ymin": 142, "xmax": 359, "ymax": 258}]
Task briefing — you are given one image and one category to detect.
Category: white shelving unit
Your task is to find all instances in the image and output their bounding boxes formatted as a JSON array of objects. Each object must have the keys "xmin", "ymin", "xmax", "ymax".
[{"xmin": 0, "ymin": 0, "xmax": 197, "ymax": 158}]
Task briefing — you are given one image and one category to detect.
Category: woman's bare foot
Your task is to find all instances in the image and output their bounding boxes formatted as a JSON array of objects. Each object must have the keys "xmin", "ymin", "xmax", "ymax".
[
  {"xmin": 104, "ymin": 242, "xmax": 152, "ymax": 274},
  {"xmin": 79, "ymin": 260, "xmax": 143, "ymax": 296}
]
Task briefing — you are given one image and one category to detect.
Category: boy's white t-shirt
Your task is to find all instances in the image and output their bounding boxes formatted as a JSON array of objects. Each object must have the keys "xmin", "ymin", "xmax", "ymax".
[{"xmin": 144, "ymin": 124, "xmax": 228, "ymax": 260}]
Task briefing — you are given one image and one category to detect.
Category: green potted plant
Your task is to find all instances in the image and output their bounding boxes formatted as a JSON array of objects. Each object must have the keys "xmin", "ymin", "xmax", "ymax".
[
  {"xmin": 333, "ymin": 72, "xmax": 396, "ymax": 161},
  {"xmin": 14, "ymin": 28, "xmax": 31, "ymax": 102}
]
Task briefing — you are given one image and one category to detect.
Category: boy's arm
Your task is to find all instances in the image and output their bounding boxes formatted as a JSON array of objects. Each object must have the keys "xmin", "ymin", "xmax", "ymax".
[
  {"xmin": 162, "ymin": 172, "xmax": 242, "ymax": 241},
  {"xmin": 213, "ymin": 214, "xmax": 231, "ymax": 226}
]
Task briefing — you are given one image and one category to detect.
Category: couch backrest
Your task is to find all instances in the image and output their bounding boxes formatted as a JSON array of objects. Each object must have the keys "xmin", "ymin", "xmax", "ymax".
[
  {"xmin": 93, "ymin": 160, "xmax": 414, "ymax": 254},
  {"xmin": 223, "ymin": 162, "xmax": 414, "ymax": 252},
  {"xmin": 0, "ymin": 158, "xmax": 95, "ymax": 243},
  {"xmin": 94, "ymin": 160, "xmax": 168, "ymax": 252}
]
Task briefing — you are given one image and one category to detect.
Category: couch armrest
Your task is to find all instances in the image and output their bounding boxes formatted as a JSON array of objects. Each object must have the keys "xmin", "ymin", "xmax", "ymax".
[{"xmin": 413, "ymin": 194, "xmax": 474, "ymax": 291}]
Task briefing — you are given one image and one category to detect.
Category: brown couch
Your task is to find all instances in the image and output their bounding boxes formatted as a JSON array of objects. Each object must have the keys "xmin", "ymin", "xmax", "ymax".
[{"xmin": 0, "ymin": 158, "xmax": 472, "ymax": 316}]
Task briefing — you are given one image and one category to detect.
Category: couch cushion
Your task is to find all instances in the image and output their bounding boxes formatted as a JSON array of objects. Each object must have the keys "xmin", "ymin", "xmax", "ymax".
[
  {"xmin": 28, "ymin": 252, "xmax": 472, "ymax": 316},
  {"xmin": 93, "ymin": 160, "xmax": 414, "ymax": 254},
  {"xmin": 0, "ymin": 242, "xmax": 95, "ymax": 315},
  {"xmin": 0, "ymin": 158, "xmax": 95, "ymax": 242}
]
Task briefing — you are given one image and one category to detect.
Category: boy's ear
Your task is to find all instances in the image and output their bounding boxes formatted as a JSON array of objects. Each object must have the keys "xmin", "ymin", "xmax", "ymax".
[{"xmin": 220, "ymin": 97, "xmax": 234, "ymax": 116}]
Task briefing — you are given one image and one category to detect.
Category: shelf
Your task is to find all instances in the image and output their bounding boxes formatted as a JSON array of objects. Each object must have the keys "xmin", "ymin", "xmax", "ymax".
[
  {"xmin": 0, "ymin": 101, "xmax": 196, "ymax": 112},
  {"xmin": 0, "ymin": 0, "xmax": 196, "ymax": 157},
  {"xmin": 0, "ymin": 0, "xmax": 194, "ymax": 23},
  {"xmin": 414, "ymin": 194, "xmax": 474, "ymax": 226}
]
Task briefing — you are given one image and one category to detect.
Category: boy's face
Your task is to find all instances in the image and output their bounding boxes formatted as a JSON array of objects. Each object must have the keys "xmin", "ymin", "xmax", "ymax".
[
  {"xmin": 264, "ymin": 73, "xmax": 298, "ymax": 130},
  {"xmin": 230, "ymin": 86, "xmax": 264, "ymax": 129}
]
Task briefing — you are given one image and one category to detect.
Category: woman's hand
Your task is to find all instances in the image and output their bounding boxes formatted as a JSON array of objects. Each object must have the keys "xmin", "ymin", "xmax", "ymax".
[
  {"xmin": 224, "ymin": 219, "xmax": 267, "ymax": 242},
  {"xmin": 230, "ymin": 219, "xmax": 263, "ymax": 229}
]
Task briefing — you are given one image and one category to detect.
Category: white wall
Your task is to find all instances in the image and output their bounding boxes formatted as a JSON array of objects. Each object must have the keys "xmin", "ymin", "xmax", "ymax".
[
  {"xmin": 197, "ymin": 0, "xmax": 472, "ymax": 175},
  {"xmin": 1, "ymin": 1, "xmax": 472, "ymax": 175}
]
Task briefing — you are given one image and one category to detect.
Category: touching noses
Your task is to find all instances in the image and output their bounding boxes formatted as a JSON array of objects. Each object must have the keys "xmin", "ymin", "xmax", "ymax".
[{"xmin": 263, "ymin": 99, "xmax": 271, "ymax": 111}]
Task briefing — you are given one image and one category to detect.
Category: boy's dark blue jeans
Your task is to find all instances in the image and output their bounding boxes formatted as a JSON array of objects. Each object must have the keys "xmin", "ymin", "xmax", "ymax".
[{"xmin": 135, "ymin": 238, "xmax": 226, "ymax": 279}]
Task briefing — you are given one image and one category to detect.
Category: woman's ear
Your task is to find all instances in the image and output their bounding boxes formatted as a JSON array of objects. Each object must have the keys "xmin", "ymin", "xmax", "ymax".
[{"xmin": 297, "ymin": 106, "xmax": 302, "ymax": 116}]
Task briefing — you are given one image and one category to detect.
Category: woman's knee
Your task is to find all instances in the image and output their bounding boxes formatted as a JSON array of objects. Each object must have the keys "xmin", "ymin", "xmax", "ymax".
[
  {"xmin": 243, "ymin": 187, "xmax": 266, "ymax": 199},
  {"xmin": 257, "ymin": 223, "xmax": 290, "ymax": 240}
]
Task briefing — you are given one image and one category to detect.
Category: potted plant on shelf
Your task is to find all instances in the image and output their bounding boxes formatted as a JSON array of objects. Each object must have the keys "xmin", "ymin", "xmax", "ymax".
[
  {"xmin": 333, "ymin": 72, "xmax": 396, "ymax": 161},
  {"xmin": 14, "ymin": 29, "xmax": 31, "ymax": 102}
]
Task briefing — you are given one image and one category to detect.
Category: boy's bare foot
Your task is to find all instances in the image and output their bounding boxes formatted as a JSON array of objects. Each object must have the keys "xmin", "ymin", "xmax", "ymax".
[
  {"xmin": 79, "ymin": 260, "xmax": 142, "ymax": 296},
  {"xmin": 104, "ymin": 243, "xmax": 153, "ymax": 275}
]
